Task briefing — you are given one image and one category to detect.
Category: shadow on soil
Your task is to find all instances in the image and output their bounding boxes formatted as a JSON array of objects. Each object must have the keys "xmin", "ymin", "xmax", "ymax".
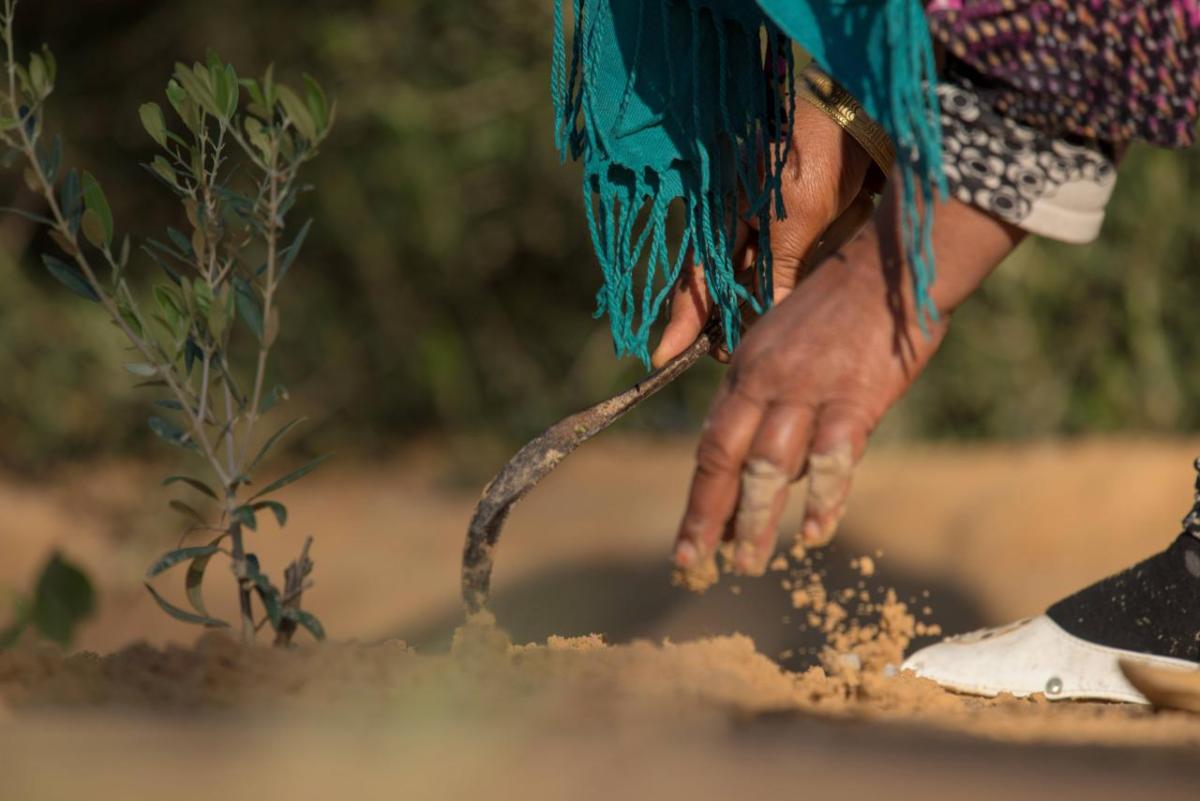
[{"xmin": 402, "ymin": 528, "xmax": 990, "ymax": 671}]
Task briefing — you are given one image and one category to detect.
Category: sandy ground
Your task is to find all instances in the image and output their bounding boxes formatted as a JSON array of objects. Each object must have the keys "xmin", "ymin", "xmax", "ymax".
[{"xmin": 3, "ymin": 436, "xmax": 1200, "ymax": 798}]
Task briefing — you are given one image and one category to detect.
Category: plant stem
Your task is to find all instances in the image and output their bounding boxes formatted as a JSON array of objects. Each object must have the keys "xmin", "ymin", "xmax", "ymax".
[
  {"xmin": 226, "ymin": 517, "xmax": 255, "ymax": 645},
  {"xmin": 0, "ymin": 7, "xmax": 230, "ymax": 488},
  {"xmin": 238, "ymin": 144, "xmax": 281, "ymax": 470}
]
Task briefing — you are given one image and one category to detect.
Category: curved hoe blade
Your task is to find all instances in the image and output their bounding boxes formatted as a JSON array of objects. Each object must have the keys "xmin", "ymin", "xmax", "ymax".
[{"xmin": 461, "ymin": 324, "xmax": 717, "ymax": 614}]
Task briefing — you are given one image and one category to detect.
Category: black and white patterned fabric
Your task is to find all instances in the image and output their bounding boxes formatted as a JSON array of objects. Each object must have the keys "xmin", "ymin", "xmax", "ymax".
[{"xmin": 938, "ymin": 66, "xmax": 1118, "ymax": 244}]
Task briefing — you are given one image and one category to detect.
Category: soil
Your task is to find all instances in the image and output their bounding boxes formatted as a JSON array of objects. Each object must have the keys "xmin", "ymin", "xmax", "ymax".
[{"xmin": 3, "ymin": 436, "xmax": 1200, "ymax": 799}]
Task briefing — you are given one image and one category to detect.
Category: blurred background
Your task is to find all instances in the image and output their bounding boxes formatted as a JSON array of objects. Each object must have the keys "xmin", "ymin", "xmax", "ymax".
[
  {"xmin": 3, "ymin": 0, "xmax": 1200, "ymax": 654},
  {"xmin": 5, "ymin": 0, "xmax": 1200, "ymax": 476}
]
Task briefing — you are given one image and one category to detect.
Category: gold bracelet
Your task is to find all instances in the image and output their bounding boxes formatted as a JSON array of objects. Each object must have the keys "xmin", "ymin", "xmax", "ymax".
[{"xmin": 798, "ymin": 64, "xmax": 895, "ymax": 189}]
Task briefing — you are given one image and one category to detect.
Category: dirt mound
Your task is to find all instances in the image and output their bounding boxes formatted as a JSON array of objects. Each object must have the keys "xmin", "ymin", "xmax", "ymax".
[
  {"xmin": 6, "ymin": 440, "xmax": 1200, "ymax": 800},
  {"xmin": 3, "ymin": 612, "xmax": 1198, "ymax": 749}
]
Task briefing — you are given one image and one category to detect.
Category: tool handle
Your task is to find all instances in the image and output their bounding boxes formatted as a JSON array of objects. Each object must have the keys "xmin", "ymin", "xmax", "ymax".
[{"xmin": 461, "ymin": 320, "xmax": 719, "ymax": 613}]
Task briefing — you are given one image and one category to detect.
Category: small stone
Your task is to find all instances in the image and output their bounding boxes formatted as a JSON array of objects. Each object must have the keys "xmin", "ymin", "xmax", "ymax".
[{"xmin": 838, "ymin": 652, "xmax": 862, "ymax": 672}]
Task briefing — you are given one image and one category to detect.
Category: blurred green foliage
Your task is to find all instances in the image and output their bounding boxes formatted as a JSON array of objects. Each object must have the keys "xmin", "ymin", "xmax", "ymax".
[
  {"xmin": 1, "ymin": 551, "xmax": 95, "ymax": 648},
  {"xmin": 2, "ymin": 0, "xmax": 1200, "ymax": 473},
  {"xmin": 896, "ymin": 144, "xmax": 1200, "ymax": 440}
]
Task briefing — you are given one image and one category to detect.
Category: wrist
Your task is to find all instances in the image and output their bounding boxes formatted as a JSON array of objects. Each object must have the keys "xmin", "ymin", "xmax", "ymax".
[{"xmin": 925, "ymin": 198, "xmax": 1025, "ymax": 317}]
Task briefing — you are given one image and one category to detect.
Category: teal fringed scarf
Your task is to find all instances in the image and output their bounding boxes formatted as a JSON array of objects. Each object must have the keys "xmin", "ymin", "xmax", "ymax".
[{"xmin": 553, "ymin": 0, "xmax": 947, "ymax": 364}]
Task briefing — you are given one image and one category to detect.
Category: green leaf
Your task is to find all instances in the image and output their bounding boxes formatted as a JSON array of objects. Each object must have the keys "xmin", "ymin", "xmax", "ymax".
[
  {"xmin": 243, "ymin": 116, "xmax": 271, "ymax": 157},
  {"xmin": 149, "ymin": 415, "xmax": 193, "ymax": 449},
  {"xmin": 144, "ymin": 583, "xmax": 229, "ymax": 629},
  {"xmin": 278, "ymin": 219, "xmax": 312, "ymax": 282},
  {"xmin": 81, "ymin": 172, "xmax": 113, "ymax": 247},
  {"xmin": 184, "ymin": 536, "xmax": 225, "ymax": 617},
  {"xmin": 247, "ymin": 417, "xmax": 306, "ymax": 476},
  {"xmin": 124, "ymin": 363, "xmax": 157, "ymax": 378},
  {"xmin": 30, "ymin": 553, "xmax": 95, "ymax": 647},
  {"xmin": 169, "ymin": 499, "xmax": 207, "ymax": 525},
  {"xmin": 193, "ymin": 277, "xmax": 214, "ymax": 316},
  {"xmin": 0, "ymin": 206, "xmax": 54, "ymax": 226},
  {"xmin": 223, "ymin": 63, "xmax": 239, "ymax": 118},
  {"xmin": 165, "ymin": 78, "xmax": 187, "ymax": 113},
  {"xmin": 150, "ymin": 156, "xmax": 178, "ymax": 189},
  {"xmin": 166, "ymin": 227, "xmax": 194, "ymax": 258},
  {"xmin": 142, "ymin": 242, "xmax": 183, "ymax": 284},
  {"xmin": 277, "ymin": 85, "xmax": 318, "ymax": 142},
  {"xmin": 262, "ymin": 63, "xmax": 277, "ymax": 109},
  {"xmin": 233, "ymin": 276, "xmax": 263, "ymax": 340},
  {"xmin": 207, "ymin": 286, "xmax": 232, "ymax": 340},
  {"xmin": 232, "ymin": 505, "xmax": 258, "ymax": 531},
  {"xmin": 284, "ymin": 608, "xmax": 326, "ymax": 642},
  {"xmin": 145, "ymin": 545, "xmax": 221, "ymax": 579},
  {"xmin": 165, "ymin": 78, "xmax": 199, "ymax": 133},
  {"xmin": 212, "ymin": 65, "xmax": 231, "ymax": 121},
  {"xmin": 206, "ymin": 48, "xmax": 224, "ymax": 80},
  {"xmin": 174, "ymin": 62, "xmax": 219, "ymax": 117},
  {"xmin": 29, "ymin": 52, "xmax": 48, "ymax": 98},
  {"xmin": 162, "ymin": 475, "xmax": 219, "ymax": 501},
  {"xmin": 258, "ymin": 384, "xmax": 289, "ymax": 415},
  {"xmin": 42, "ymin": 254, "xmax": 99, "ymax": 302},
  {"xmin": 249, "ymin": 454, "xmax": 331, "ymax": 502},
  {"xmin": 39, "ymin": 135, "xmax": 62, "ymax": 183},
  {"xmin": 60, "ymin": 169, "xmax": 83, "ymax": 235},
  {"xmin": 252, "ymin": 575, "xmax": 283, "ymax": 630},
  {"xmin": 117, "ymin": 305, "xmax": 143, "ymax": 338},
  {"xmin": 153, "ymin": 283, "xmax": 184, "ymax": 326},
  {"xmin": 81, "ymin": 209, "xmax": 107, "ymax": 249},
  {"xmin": 39, "ymin": 44, "xmax": 58, "ymax": 87},
  {"xmin": 251, "ymin": 500, "xmax": 288, "ymax": 527},
  {"xmin": 302, "ymin": 74, "xmax": 329, "ymax": 132},
  {"xmin": 139, "ymin": 102, "xmax": 167, "ymax": 147},
  {"xmin": 239, "ymin": 77, "xmax": 265, "ymax": 109}
]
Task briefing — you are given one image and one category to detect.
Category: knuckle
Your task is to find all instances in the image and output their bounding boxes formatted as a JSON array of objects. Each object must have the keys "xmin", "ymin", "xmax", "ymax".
[
  {"xmin": 694, "ymin": 434, "xmax": 740, "ymax": 477},
  {"xmin": 723, "ymin": 362, "xmax": 766, "ymax": 402},
  {"xmin": 815, "ymin": 400, "xmax": 875, "ymax": 449}
]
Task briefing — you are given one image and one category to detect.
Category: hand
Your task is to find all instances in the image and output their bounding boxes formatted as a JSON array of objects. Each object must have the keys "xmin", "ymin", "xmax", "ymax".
[
  {"xmin": 652, "ymin": 101, "xmax": 876, "ymax": 369},
  {"xmin": 673, "ymin": 195, "xmax": 1024, "ymax": 580}
]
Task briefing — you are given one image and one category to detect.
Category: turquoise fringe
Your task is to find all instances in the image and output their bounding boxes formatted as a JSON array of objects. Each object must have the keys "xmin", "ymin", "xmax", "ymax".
[{"xmin": 554, "ymin": 0, "xmax": 947, "ymax": 364}]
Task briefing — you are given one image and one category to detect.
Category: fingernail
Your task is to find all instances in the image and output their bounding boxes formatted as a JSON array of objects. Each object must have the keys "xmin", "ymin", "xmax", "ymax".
[
  {"xmin": 802, "ymin": 519, "xmax": 821, "ymax": 545},
  {"xmin": 675, "ymin": 540, "xmax": 698, "ymax": 568}
]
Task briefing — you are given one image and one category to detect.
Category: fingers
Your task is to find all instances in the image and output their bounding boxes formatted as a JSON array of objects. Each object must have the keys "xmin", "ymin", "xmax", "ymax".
[
  {"xmin": 653, "ymin": 224, "xmax": 750, "ymax": 369},
  {"xmin": 731, "ymin": 402, "xmax": 815, "ymax": 575},
  {"xmin": 652, "ymin": 261, "xmax": 712, "ymax": 369},
  {"xmin": 678, "ymin": 392, "xmax": 871, "ymax": 578},
  {"xmin": 800, "ymin": 402, "xmax": 870, "ymax": 548},
  {"xmin": 674, "ymin": 380, "xmax": 766, "ymax": 571}
]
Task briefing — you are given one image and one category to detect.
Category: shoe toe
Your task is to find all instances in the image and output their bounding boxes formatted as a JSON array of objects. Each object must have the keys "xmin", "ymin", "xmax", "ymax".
[{"xmin": 901, "ymin": 615, "xmax": 1192, "ymax": 703}]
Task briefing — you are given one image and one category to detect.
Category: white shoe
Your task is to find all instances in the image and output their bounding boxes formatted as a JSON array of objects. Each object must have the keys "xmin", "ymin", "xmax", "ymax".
[{"xmin": 901, "ymin": 615, "xmax": 1200, "ymax": 704}]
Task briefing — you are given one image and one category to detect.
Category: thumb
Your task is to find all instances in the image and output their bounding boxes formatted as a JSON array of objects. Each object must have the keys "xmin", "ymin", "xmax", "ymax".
[
  {"xmin": 653, "ymin": 222, "xmax": 753, "ymax": 369},
  {"xmin": 652, "ymin": 260, "xmax": 712, "ymax": 369}
]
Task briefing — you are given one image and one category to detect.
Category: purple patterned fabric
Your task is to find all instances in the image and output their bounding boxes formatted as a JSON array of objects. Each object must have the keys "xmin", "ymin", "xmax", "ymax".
[{"xmin": 925, "ymin": 0, "xmax": 1200, "ymax": 148}]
